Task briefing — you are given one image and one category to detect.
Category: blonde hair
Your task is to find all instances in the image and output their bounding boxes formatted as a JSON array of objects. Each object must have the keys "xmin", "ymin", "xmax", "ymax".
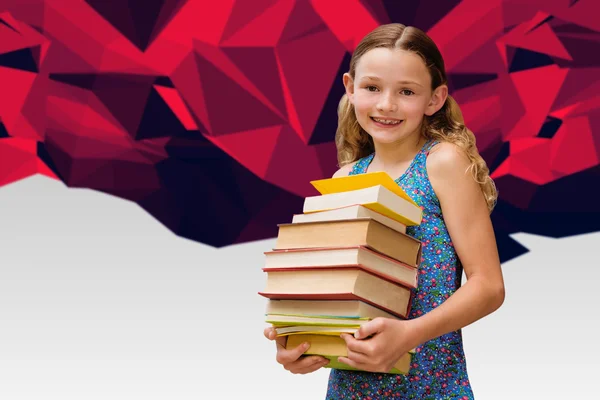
[{"xmin": 335, "ymin": 23, "xmax": 498, "ymax": 211}]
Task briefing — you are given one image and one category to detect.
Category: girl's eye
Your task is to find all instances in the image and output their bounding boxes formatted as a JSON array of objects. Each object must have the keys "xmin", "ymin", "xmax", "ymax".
[
  {"xmin": 365, "ymin": 85, "xmax": 379, "ymax": 92},
  {"xmin": 401, "ymin": 89, "xmax": 414, "ymax": 96}
]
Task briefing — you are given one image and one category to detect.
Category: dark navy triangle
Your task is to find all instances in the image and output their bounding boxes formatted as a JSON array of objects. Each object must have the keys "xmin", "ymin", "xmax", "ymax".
[
  {"xmin": 135, "ymin": 87, "xmax": 191, "ymax": 140},
  {"xmin": 508, "ymin": 47, "xmax": 554, "ymax": 73},
  {"xmin": 154, "ymin": 76, "xmax": 174, "ymax": 88},
  {"xmin": 309, "ymin": 52, "xmax": 351, "ymax": 145},
  {"xmin": 537, "ymin": 116, "xmax": 562, "ymax": 139},
  {"xmin": 85, "ymin": 0, "xmax": 186, "ymax": 51},
  {"xmin": 447, "ymin": 73, "xmax": 498, "ymax": 91},
  {"xmin": 37, "ymin": 142, "xmax": 64, "ymax": 181},
  {"xmin": 49, "ymin": 73, "xmax": 97, "ymax": 90},
  {"xmin": 0, "ymin": 48, "xmax": 38, "ymax": 73},
  {"xmin": 0, "ymin": 122, "xmax": 9, "ymax": 138}
]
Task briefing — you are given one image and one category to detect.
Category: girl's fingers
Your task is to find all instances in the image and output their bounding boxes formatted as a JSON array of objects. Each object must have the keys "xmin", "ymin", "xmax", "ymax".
[
  {"xmin": 337, "ymin": 356, "xmax": 361, "ymax": 370},
  {"xmin": 291, "ymin": 361, "xmax": 329, "ymax": 374},
  {"xmin": 276, "ymin": 341, "xmax": 309, "ymax": 365},
  {"xmin": 340, "ymin": 333, "xmax": 370, "ymax": 356},
  {"xmin": 345, "ymin": 348, "xmax": 370, "ymax": 365},
  {"xmin": 287, "ymin": 356, "xmax": 330, "ymax": 374},
  {"xmin": 264, "ymin": 326, "xmax": 278, "ymax": 341},
  {"xmin": 266, "ymin": 330, "xmax": 329, "ymax": 374}
]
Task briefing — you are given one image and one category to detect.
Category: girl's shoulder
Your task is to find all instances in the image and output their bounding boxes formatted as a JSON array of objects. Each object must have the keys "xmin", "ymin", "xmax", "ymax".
[
  {"xmin": 426, "ymin": 141, "xmax": 470, "ymax": 178},
  {"xmin": 332, "ymin": 160, "xmax": 360, "ymax": 178},
  {"xmin": 425, "ymin": 141, "xmax": 479, "ymax": 204}
]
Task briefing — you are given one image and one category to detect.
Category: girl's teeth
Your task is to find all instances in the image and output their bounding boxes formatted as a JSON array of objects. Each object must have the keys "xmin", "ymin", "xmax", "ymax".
[{"xmin": 373, "ymin": 118, "xmax": 400, "ymax": 125}]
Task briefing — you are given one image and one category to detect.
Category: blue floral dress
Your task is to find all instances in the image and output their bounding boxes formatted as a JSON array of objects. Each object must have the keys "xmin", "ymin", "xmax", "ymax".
[{"xmin": 326, "ymin": 140, "xmax": 474, "ymax": 399}]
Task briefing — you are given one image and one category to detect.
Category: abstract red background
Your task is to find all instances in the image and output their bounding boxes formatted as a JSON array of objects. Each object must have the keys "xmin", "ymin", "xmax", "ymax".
[{"xmin": 0, "ymin": 0, "xmax": 598, "ymax": 261}]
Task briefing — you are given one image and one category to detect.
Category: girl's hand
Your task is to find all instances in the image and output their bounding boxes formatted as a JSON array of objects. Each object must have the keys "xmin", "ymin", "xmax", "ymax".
[
  {"xmin": 263, "ymin": 326, "xmax": 330, "ymax": 374},
  {"xmin": 337, "ymin": 318, "xmax": 421, "ymax": 373}
]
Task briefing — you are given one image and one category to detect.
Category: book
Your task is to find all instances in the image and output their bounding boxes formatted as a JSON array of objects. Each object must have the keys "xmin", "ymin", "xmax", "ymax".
[
  {"xmin": 266, "ymin": 299, "xmax": 399, "ymax": 320},
  {"xmin": 304, "ymin": 184, "xmax": 422, "ymax": 226},
  {"xmin": 286, "ymin": 334, "xmax": 413, "ymax": 375},
  {"xmin": 259, "ymin": 268, "xmax": 413, "ymax": 319},
  {"xmin": 276, "ymin": 325, "xmax": 360, "ymax": 336},
  {"xmin": 266, "ymin": 314, "xmax": 370, "ymax": 327},
  {"xmin": 264, "ymin": 246, "xmax": 418, "ymax": 288},
  {"xmin": 310, "ymin": 171, "xmax": 418, "ymax": 206},
  {"xmin": 291, "ymin": 204, "xmax": 407, "ymax": 234},
  {"xmin": 274, "ymin": 218, "xmax": 422, "ymax": 268}
]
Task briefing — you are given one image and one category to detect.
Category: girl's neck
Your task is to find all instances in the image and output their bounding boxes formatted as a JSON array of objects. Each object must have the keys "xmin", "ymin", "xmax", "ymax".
[{"xmin": 371, "ymin": 133, "xmax": 427, "ymax": 170}]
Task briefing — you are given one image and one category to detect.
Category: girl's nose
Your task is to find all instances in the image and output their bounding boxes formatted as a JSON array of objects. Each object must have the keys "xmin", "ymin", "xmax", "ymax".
[{"xmin": 376, "ymin": 93, "xmax": 398, "ymax": 113}]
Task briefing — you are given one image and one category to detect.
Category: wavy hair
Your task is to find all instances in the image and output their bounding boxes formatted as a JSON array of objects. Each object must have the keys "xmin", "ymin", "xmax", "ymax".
[{"xmin": 335, "ymin": 23, "xmax": 497, "ymax": 211}]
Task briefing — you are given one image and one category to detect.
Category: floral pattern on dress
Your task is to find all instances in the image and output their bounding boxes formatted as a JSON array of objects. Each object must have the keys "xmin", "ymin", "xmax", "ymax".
[{"xmin": 325, "ymin": 140, "xmax": 474, "ymax": 400}]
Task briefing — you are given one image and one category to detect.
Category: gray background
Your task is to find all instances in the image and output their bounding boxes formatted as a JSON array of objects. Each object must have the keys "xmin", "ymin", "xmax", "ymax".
[{"xmin": 0, "ymin": 176, "xmax": 597, "ymax": 398}]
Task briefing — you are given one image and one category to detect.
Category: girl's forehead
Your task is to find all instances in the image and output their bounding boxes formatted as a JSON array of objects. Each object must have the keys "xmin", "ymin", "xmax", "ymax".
[{"xmin": 355, "ymin": 48, "xmax": 430, "ymax": 83}]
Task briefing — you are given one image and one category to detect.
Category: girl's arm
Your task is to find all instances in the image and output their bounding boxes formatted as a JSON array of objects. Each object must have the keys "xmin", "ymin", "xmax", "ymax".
[
  {"xmin": 407, "ymin": 141, "xmax": 505, "ymax": 342},
  {"xmin": 338, "ymin": 142, "xmax": 505, "ymax": 372}
]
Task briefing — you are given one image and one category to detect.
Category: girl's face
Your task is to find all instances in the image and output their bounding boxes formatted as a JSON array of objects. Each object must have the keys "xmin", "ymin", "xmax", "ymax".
[{"xmin": 344, "ymin": 48, "xmax": 446, "ymax": 145}]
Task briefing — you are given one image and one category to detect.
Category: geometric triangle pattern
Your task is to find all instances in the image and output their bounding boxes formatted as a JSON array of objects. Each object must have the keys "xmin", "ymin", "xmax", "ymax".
[{"xmin": 0, "ymin": 0, "xmax": 599, "ymax": 263}]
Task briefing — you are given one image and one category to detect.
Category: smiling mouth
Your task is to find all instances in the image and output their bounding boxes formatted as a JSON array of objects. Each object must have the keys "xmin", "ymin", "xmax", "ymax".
[{"xmin": 370, "ymin": 117, "xmax": 403, "ymax": 125}]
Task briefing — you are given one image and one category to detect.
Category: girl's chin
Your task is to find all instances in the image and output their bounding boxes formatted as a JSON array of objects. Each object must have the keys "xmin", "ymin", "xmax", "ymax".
[
  {"xmin": 368, "ymin": 131, "xmax": 405, "ymax": 144},
  {"xmin": 368, "ymin": 131, "xmax": 422, "ymax": 146}
]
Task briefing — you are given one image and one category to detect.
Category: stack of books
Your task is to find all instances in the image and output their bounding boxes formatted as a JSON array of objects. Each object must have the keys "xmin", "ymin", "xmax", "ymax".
[{"xmin": 259, "ymin": 172, "xmax": 423, "ymax": 374}]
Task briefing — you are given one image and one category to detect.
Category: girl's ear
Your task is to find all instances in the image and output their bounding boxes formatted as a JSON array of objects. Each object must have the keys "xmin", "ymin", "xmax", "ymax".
[
  {"xmin": 343, "ymin": 73, "xmax": 354, "ymax": 104},
  {"xmin": 425, "ymin": 84, "xmax": 448, "ymax": 116}
]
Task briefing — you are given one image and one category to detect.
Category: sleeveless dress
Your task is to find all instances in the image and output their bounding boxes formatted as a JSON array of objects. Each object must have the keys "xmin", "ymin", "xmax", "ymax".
[{"xmin": 325, "ymin": 140, "xmax": 474, "ymax": 399}]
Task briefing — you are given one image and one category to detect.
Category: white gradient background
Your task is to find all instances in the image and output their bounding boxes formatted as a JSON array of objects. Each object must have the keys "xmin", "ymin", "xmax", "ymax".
[{"xmin": 0, "ymin": 175, "xmax": 598, "ymax": 399}]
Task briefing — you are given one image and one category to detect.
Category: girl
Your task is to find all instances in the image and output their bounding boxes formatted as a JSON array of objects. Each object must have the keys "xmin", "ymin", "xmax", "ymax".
[{"xmin": 264, "ymin": 23, "xmax": 505, "ymax": 399}]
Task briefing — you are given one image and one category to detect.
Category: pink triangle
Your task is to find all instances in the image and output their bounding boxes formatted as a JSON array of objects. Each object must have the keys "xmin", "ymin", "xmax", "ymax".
[
  {"xmin": 508, "ymin": 65, "xmax": 568, "ymax": 140},
  {"xmin": 460, "ymin": 96, "xmax": 501, "ymax": 132},
  {"xmin": 510, "ymin": 155, "xmax": 552, "ymax": 185},
  {"xmin": 13, "ymin": 114, "xmax": 43, "ymax": 142},
  {"xmin": 0, "ymin": 67, "xmax": 36, "ymax": 132},
  {"xmin": 550, "ymin": 116, "xmax": 598, "ymax": 175},
  {"xmin": 511, "ymin": 138, "xmax": 548, "ymax": 154},
  {"xmin": 0, "ymin": 139, "xmax": 37, "ymax": 187},
  {"xmin": 496, "ymin": 40, "xmax": 508, "ymax": 68},
  {"xmin": 511, "ymin": 140, "xmax": 554, "ymax": 185},
  {"xmin": 428, "ymin": 0, "xmax": 503, "ymax": 71},
  {"xmin": 551, "ymin": 95, "xmax": 600, "ymax": 120},
  {"xmin": 220, "ymin": 0, "xmax": 295, "ymax": 47},
  {"xmin": 39, "ymin": 40, "xmax": 96, "ymax": 73},
  {"xmin": 171, "ymin": 52, "xmax": 211, "ymax": 132},
  {"xmin": 220, "ymin": 0, "xmax": 279, "ymax": 43},
  {"xmin": 504, "ymin": 19, "xmax": 572, "ymax": 61},
  {"xmin": 153, "ymin": 85, "xmax": 198, "ymax": 130},
  {"xmin": 310, "ymin": 0, "xmax": 378, "ymax": 52},
  {"xmin": 276, "ymin": 31, "xmax": 345, "ymax": 143},
  {"xmin": 265, "ymin": 126, "xmax": 324, "ymax": 197},
  {"xmin": 101, "ymin": 40, "xmax": 155, "ymax": 74},
  {"xmin": 193, "ymin": 40, "xmax": 284, "ymax": 120},
  {"xmin": 0, "ymin": 159, "xmax": 38, "ymax": 188},
  {"xmin": 279, "ymin": 0, "xmax": 324, "ymax": 44},
  {"xmin": 0, "ymin": 17, "xmax": 31, "ymax": 54},
  {"xmin": 276, "ymin": 51, "xmax": 303, "ymax": 141},
  {"xmin": 39, "ymin": 39, "xmax": 51, "ymax": 65},
  {"xmin": 36, "ymin": 159, "xmax": 58, "ymax": 180},
  {"xmin": 206, "ymin": 126, "xmax": 282, "ymax": 178},
  {"xmin": 452, "ymin": 41, "xmax": 505, "ymax": 73},
  {"xmin": 550, "ymin": 102, "xmax": 580, "ymax": 119},
  {"xmin": 2, "ymin": 136, "xmax": 37, "ymax": 154}
]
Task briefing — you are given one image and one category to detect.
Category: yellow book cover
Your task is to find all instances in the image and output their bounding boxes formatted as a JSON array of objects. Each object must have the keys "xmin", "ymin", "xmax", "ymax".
[
  {"xmin": 310, "ymin": 171, "xmax": 418, "ymax": 206},
  {"xmin": 266, "ymin": 314, "xmax": 370, "ymax": 327},
  {"xmin": 276, "ymin": 325, "xmax": 359, "ymax": 336},
  {"xmin": 286, "ymin": 334, "xmax": 414, "ymax": 374}
]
